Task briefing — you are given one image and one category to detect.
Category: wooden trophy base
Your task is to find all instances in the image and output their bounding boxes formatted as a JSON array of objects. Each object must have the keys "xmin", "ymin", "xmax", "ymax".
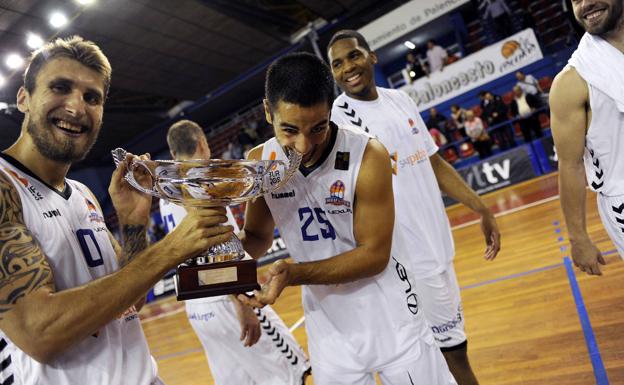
[{"xmin": 174, "ymin": 258, "xmax": 260, "ymax": 300}]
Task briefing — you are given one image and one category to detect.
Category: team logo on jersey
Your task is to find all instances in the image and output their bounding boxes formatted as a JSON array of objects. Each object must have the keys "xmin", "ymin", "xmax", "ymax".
[
  {"xmin": 4, "ymin": 168, "xmax": 43, "ymax": 200},
  {"xmin": 408, "ymin": 118, "xmax": 419, "ymax": 134},
  {"xmin": 325, "ymin": 180, "xmax": 350, "ymax": 207},
  {"xmin": 334, "ymin": 152, "xmax": 350, "ymax": 170},
  {"xmin": 85, "ymin": 198, "xmax": 105, "ymax": 223}
]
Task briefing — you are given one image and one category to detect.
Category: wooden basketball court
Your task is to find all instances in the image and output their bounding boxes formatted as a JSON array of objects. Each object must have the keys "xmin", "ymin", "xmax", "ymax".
[{"xmin": 140, "ymin": 173, "xmax": 624, "ymax": 384}]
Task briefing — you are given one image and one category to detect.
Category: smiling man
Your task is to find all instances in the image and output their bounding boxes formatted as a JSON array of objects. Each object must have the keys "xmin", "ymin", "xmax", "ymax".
[
  {"xmin": 327, "ymin": 30, "xmax": 501, "ymax": 385},
  {"xmin": 0, "ymin": 36, "xmax": 232, "ymax": 385},
  {"xmin": 551, "ymin": 0, "xmax": 624, "ymax": 275},
  {"xmin": 238, "ymin": 52, "xmax": 456, "ymax": 385}
]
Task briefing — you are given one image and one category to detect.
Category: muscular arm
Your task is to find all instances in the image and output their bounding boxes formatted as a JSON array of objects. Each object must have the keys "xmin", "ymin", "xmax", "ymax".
[
  {"xmin": 0, "ymin": 172, "xmax": 231, "ymax": 363},
  {"xmin": 550, "ymin": 67, "xmax": 604, "ymax": 275},
  {"xmin": 430, "ymin": 153, "xmax": 500, "ymax": 259},
  {"xmin": 286, "ymin": 139, "xmax": 394, "ymax": 285}
]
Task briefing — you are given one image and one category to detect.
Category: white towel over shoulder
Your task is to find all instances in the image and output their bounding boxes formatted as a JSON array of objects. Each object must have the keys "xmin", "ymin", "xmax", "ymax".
[{"xmin": 568, "ymin": 32, "xmax": 624, "ymax": 112}]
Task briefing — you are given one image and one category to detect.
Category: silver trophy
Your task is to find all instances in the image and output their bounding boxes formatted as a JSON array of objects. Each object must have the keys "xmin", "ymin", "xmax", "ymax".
[{"xmin": 112, "ymin": 147, "xmax": 302, "ymax": 300}]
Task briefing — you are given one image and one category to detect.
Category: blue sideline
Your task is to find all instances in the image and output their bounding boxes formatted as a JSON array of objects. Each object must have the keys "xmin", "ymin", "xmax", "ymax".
[{"xmin": 563, "ymin": 256, "xmax": 610, "ymax": 385}]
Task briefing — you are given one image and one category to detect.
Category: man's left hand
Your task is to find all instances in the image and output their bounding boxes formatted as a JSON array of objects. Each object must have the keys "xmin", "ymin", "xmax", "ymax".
[
  {"xmin": 480, "ymin": 213, "xmax": 501, "ymax": 261},
  {"xmin": 238, "ymin": 259, "xmax": 290, "ymax": 308},
  {"xmin": 109, "ymin": 152, "xmax": 153, "ymax": 225}
]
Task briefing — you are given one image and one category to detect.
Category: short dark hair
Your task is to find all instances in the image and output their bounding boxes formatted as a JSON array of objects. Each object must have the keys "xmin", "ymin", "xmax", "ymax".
[
  {"xmin": 167, "ymin": 120, "xmax": 205, "ymax": 158},
  {"xmin": 327, "ymin": 30, "xmax": 371, "ymax": 53},
  {"xmin": 265, "ymin": 52, "xmax": 335, "ymax": 110},
  {"xmin": 24, "ymin": 35, "xmax": 111, "ymax": 97}
]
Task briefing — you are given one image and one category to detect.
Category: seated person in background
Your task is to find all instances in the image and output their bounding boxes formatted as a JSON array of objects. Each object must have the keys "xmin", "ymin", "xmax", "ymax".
[
  {"xmin": 406, "ymin": 51, "xmax": 426, "ymax": 82},
  {"xmin": 481, "ymin": 91, "xmax": 515, "ymax": 150},
  {"xmin": 426, "ymin": 107, "xmax": 450, "ymax": 139},
  {"xmin": 510, "ymin": 85, "xmax": 543, "ymax": 143},
  {"xmin": 450, "ymin": 104, "xmax": 467, "ymax": 138},
  {"xmin": 445, "ymin": 52, "xmax": 460, "ymax": 65},
  {"xmin": 464, "ymin": 110, "xmax": 493, "ymax": 159},
  {"xmin": 429, "ymin": 127, "xmax": 448, "ymax": 147}
]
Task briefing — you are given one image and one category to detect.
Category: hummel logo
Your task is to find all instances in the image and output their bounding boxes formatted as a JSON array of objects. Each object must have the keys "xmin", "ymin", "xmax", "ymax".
[
  {"xmin": 43, "ymin": 209, "xmax": 62, "ymax": 219},
  {"xmin": 271, "ymin": 190, "xmax": 295, "ymax": 199}
]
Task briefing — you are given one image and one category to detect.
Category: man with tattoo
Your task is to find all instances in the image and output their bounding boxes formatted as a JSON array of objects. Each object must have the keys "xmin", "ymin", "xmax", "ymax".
[{"xmin": 0, "ymin": 36, "xmax": 232, "ymax": 385}]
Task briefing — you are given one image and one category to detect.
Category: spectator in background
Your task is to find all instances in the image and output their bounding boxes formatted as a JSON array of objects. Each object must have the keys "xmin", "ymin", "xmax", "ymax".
[
  {"xmin": 481, "ymin": 0, "xmax": 514, "ymax": 41},
  {"xmin": 429, "ymin": 127, "xmax": 448, "ymax": 147},
  {"xmin": 464, "ymin": 109, "xmax": 493, "ymax": 159},
  {"xmin": 481, "ymin": 91, "xmax": 515, "ymax": 150},
  {"xmin": 426, "ymin": 39, "xmax": 448, "ymax": 73},
  {"xmin": 406, "ymin": 51, "xmax": 426, "ymax": 82},
  {"xmin": 510, "ymin": 85, "xmax": 543, "ymax": 143},
  {"xmin": 450, "ymin": 104, "xmax": 467, "ymax": 137},
  {"xmin": 426, "ymin": 107, "xmax": 450, "ymax": 139},
  {"xmin": 515, "ymin": 71, "xmax": 547, "ymax": 107}
]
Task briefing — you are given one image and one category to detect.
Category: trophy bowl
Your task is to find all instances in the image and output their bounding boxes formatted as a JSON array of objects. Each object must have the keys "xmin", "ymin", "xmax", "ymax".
[{"xmin": 112, "ymin": 147, "xmax": 302, "ymax": 300}]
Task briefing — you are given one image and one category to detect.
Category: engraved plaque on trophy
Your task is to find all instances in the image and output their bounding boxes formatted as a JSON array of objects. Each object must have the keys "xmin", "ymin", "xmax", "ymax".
[{"xmin": 112, "ymin": 147, "xmax": 301, "ymax": 300}]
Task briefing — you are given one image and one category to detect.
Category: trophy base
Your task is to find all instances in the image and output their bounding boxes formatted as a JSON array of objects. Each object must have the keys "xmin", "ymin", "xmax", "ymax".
[{"xmin": 174, "ymin": 258, "xmax": 260, "ymax": 300}]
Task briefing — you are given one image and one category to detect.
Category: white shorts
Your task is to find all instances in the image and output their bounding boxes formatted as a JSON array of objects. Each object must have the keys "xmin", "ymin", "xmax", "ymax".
[
  {"xmin": 597, "ymin": 194, "xmax": 624, "ymax": 259},
  {"xmin": 185, "ymin": 299, "xmax": 309, "ymax": 385},
  {"xmin": 312, "ymin": 338, "xmax": 457, "ymax": 385},
  {"xmin": 414, "ymin": 263, "xmax": 467, "ymax": 349}
]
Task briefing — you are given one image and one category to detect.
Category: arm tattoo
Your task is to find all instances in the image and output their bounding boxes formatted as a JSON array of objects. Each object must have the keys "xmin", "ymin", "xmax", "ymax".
[
  {"xmin": 0, "ymin": 174, "xmax": 53, "ymax": 318},
  {"xmin": 119, "ymin": 224, "xmax": 147, "ymax": 267}
]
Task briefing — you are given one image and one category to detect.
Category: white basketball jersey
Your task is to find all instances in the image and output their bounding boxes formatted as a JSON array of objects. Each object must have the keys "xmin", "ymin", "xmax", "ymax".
[
  {"xmin": 0, "ymin": 154, "xmax": 155, "ymax": 385},
  {"xmin": 262, "ymin": 126, "xmax": 432, "ymax": 372},
  {"xmin": 583, "ymin": 85, "xmax": 624, "ymax": 197},
  {"xmin": 158, "ymin": 199, "xmax": 240, "ymax": 304},
  {"xmin": 332, "ymin": 88, "xmax": 455, "ymax": 278}
]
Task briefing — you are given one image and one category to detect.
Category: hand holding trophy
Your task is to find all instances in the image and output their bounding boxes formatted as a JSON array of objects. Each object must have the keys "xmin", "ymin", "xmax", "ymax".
[{"xmin": 112, "ymin": 147, "xmax": 302, "ymax": 300}]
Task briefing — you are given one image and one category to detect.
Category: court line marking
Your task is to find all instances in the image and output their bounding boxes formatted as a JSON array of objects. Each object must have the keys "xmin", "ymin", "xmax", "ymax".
[
  {"xmin": 289, "ymin": 316, "xmax": 306, "ymax": 332},
  {"xmin": 451, "ymin": 195, "xmax": 561, "ymax": 230},
  {"xmin": 563, "ymin": 256, "xmax": 610, "ymax": 385},
  {"xmin": 460, "ymin": 262, "xmax": 564, "ymax": 290}
]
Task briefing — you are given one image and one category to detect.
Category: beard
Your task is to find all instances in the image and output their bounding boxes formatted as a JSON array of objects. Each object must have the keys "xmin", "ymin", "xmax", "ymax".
[
  {"xmin": 577, "ymin": 1, "xmax": 624, "ymax": 35},
  {"xmin": 27, "ymin": 116, "xmax": 99, "ymax": 164}
]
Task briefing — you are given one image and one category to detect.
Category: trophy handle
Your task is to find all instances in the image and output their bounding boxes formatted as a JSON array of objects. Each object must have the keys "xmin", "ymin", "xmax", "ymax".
[{"xmin": 111, "ymin": 148, "xmax": 160, "ymax": 198}]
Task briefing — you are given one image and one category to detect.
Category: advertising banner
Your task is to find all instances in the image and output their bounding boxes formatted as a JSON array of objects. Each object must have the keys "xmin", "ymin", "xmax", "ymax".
[
  {"xmin": 443, "ymin": 145, "xmax": 539, "ymax": 205},
  {"xmin": 401, "ymin": 28, "xmax": 544, "ymax": 110},
  {"xmin": 358, "ymin": 0, "xmax": 471, "ymax": 51}
]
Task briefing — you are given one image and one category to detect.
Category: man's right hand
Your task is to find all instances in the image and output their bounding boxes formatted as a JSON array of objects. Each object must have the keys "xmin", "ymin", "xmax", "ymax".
[
  {"xmin": 163, "ymin": 207, "xmax": 233, "ymax": 263},
  {"xmin": 570, "ymin": 238, "xmax": 606, "ymax": 276}
]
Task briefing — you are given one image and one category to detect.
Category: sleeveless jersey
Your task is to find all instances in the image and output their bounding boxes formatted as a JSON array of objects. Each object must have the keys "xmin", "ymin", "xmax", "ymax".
[
  {"xmin": 0, "ymin": 154, "xmax": 155, "ymax": 385},
  {"xmin": 583, "ymin": 84, "xmax": 624, "ymax": 196},
  {"xmin": 158, "ymin": 199, "xmax": 240, "ymax": 304},
  {"xmin": 332, "ymin": 88, "xmax": 455, "ymax": 278},
  {"xmin": 261, "ymin": 126, "xmax": 431, "ymax": 372}
]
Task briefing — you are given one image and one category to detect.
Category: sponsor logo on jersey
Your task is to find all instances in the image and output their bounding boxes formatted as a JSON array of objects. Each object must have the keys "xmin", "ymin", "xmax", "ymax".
[
  {"xmin": 325, "ymin": 180, "xmax": 351, "ymax": 207},
  {"xmin": 390, "ymin": 152, "xmax": 398, "ymax": 175},
  {"xmin": 119, "ymin": 305, "xmax": 139, "ymax": 323},
  {"xmin": 408, "ymin": 118, "xmax": 419, "ymax": 134},
  {"xmin": 85, "ymin": 198, "xmax": 105, "ymax": 223},
  {"xmin": 398, "ymin": 149, "xmax": 428, "ymax": 170},
  {"xmin": 43, "ymin": 209, "xmax": 62, "ymax": 219},
  {"xmin": 5, "ymin": 168, "xmax": 43, "ymax": 200},
  {"xmin": 334, "ymin": 151, "xmax": 350, "ymax": 170},
  {"xmin": 271, "ymin": 189, "xmax": 295, "ymax": 199}
]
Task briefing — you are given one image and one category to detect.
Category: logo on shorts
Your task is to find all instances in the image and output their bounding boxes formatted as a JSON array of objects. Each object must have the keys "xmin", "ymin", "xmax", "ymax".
[{"xmin": 325, "ymin": 180, "xmax": 350, "ymax": 207}]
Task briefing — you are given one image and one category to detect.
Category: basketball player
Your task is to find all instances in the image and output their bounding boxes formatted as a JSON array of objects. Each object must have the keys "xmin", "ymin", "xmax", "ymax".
[
  {"xmin": 550, "ymin": 0, "xmax": 624, "ymax": 276},
  {"xmin": 0, "ymin": 36, "xmax": 232, "ymax": 384},
  {"xmin": 159, "ymin": 119, "xmax": 310, "ymax": 385},
  {"xmin": 238, "ymin": 52, "xmax": 457, "ymax": 385},
  {"xmin": 327, "ymin": 30, "xmax": 501, "ymax": 385}
]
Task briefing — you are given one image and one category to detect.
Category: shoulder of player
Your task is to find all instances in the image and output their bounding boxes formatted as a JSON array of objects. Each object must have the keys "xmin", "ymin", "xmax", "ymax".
[
  {"xmin": 362, "ymin": 138, "xmax": 390, "ymax": 168},
  {"xmin": 550, "ymin": 66, "xmax": 588, "ymax": 108},
  {"xmin": 246, "ymin": 143, "xmax": 265, "ymax": 161},
  {"xmin": 0, "ymin": 168, "xmax": 24, "ymax": 224}
]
